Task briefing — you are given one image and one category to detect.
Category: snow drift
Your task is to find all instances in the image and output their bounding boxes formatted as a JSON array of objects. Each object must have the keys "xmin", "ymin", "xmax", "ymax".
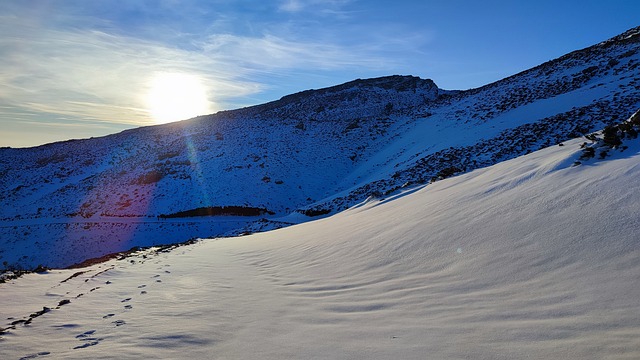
[{"xmin": 1, "ymin": 129, "xmax": 639, "ymax": 359}]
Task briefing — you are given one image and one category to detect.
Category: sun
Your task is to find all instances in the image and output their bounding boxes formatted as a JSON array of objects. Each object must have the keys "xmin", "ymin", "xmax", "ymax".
[{"xmin": 146, "ymin": 72, "xmax": 211, "ymax": 124}]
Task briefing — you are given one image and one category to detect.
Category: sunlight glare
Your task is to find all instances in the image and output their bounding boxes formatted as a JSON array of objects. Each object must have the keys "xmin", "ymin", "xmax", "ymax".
[{"xmin": 146, "ymin": 72, "xmax": 211, "ymax": 124}]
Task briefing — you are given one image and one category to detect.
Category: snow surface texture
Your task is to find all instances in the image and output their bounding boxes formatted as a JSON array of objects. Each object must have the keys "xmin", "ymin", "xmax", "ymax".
[
  {"xmin": 2, "ymin": 134, "xmax": 639, "ymax": 359},
  {"xmin": 1, "ymin": 26, "xmax": 640, "ymax": 269}
]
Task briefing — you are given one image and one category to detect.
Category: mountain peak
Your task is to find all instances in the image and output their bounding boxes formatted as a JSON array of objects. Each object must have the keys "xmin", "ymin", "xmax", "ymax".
[
  {"xmin": 275, "ymin": 75, "xmax": 440, "ymax": 105},
  {"xmin": 320, "ymin": 75, "xmax": 437, "ymax": 92}
]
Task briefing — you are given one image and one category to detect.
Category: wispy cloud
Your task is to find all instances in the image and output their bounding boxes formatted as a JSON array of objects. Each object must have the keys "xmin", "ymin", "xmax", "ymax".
[
  {"xmin": 0, "ymin": 12, "xmax": 421, "ymax": 130},
  {"xmin": 0, "ymin": 20, "xmax": 260, "ymax": 127},
  {"xmin": 0, "ymin": 0, "xmax": 434, "ymax": 147},
  {"xmin": 201, "ymin": 33, "xmax": 397, "ymax": 71},
  {"xmin": 0, "ymin": 5, "xmax": 239, "ymax": 130},
  {"xmin": 279, "ymin": 0, "xmax": 305, "ymax": 13}
]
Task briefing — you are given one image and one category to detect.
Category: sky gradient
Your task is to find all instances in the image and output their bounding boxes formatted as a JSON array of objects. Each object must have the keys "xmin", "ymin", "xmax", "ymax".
[{"xmin": 1, "ymin": 0, "xmax": 639, "ymax": 148}]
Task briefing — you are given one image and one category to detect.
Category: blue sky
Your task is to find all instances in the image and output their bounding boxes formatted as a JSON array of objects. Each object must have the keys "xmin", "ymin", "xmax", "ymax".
[{"xmin": 1, "ymin": 0, "xmax": 639, "ymax": 148}]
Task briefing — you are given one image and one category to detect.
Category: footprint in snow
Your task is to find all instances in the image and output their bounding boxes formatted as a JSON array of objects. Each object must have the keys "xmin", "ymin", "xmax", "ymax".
[
  {"xmin": 73, "ymin": 341, "xmax": 99, "ymax": 349},
  {"xmin": 18, "ymin": 352, "xmax": 51, "ymax": 359},
  {"xmin": 74, "ymin": 330, "xmax": 101, "ymax": 350},
  {"xmin": 124, "ymin": 304, "xmax": 133, "ymax": 310},
  {"xmin": 137, "ymin": 284, "xmax": 146, "ymax": 288},
  {"xmin": 75, "ymin": 330, "xmax": 96, "ymax": 339},
  {"xmin": 52, "ymin": 324, "xmax": 80, "ymax": 329},
  {"xmin": 121, "ymin": 298, "xmax": 131, "ymax": 302},
  {"xmin": 102, "ymin": 314, "xmax": 115, "ymax": 319},
  {"xmin": 112, "ymin": 320, "xmax": 126, "ymax": 327}
]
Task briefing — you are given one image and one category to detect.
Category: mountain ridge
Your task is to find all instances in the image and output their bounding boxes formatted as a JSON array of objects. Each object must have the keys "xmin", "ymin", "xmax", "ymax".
[
  {"xmin": 2, "ymin": 112, "xmax": 640, "ymax": 359},
  {"xmin": 1, "ymin": 26, "xmax": 639, "ymax": 269}
]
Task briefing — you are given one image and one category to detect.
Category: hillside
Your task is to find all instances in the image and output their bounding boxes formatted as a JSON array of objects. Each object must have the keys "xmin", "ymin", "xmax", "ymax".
[
  {"xmin": 1, "ymin": 26, "xmax": 640, "ymax": 269},
  {"xmin": 1, "ymin": 119, "xmax": 639, "ymax": 359}
]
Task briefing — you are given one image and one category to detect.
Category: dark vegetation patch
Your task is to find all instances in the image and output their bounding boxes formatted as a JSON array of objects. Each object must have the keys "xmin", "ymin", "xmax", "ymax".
[
  {"xmin": 432, "ymin": 166, "xmax": 464, "ymax": 182},
  {"xmin": 159, "ymin": 206, "xmax": 274, "ymax": 218},
  {"xmin": 0, "ymin": 264, "xmax": 48, "ymax": 283},
  {"xmin": 66, "ymin": 245, "xmax": 156, "ymax": 269},
  {"xmin": 60, "ymin": 271, "xmax": 88, "ymax": 283},
  {"xmin": 132, "ymin": 170, "xmax": 165, "ymax": 185},
  {"xmin": 35, "ymin": 153, "xmax": 68, "ymax": 167},
  {"xmin": 297, "ymin": 208, "xmax": 331, "ymax": 217},
  {"xmin": 157, "ymin": 151, "xmax": 180, "ymax": 161},
  {"xmin": 575, "ymin": 109, "xmax": 640, "ymax": 164},
  {"xmin": 67, "ymin": 239, "xmax": 199, "ymax": 270}
]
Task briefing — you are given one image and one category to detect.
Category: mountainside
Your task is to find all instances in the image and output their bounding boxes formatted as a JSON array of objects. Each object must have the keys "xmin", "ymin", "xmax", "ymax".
[
  {"xmin": 2, "ymin": 124, "xmax": 639, "ymax": 359},
  {"xmin": 1, "ymin": 26, "xmax": 640, "ymax": 269}
]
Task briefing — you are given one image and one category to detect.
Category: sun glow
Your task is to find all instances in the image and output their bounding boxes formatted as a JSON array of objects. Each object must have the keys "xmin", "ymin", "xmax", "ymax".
[{"xmin": 146, "ymin": 72, "xmax": 211, "ymax": 124}]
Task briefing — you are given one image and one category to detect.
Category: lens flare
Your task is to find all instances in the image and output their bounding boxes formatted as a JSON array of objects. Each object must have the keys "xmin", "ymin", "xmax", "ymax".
[{"xmin": 183, "ymin": 132, "xmax": 212, "ymax": 207}]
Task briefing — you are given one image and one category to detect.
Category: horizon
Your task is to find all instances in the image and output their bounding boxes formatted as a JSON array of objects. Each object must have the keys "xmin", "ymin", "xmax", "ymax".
[{"xmin": 1, "ymin": 0, "xmax": 639, "ymax": 148}]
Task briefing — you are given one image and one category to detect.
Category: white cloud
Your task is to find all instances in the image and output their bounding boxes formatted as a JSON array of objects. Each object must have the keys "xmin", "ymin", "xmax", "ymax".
[
  {"xmin": 0, "ymin": 13, "xmax": 410, "ymax": 131},
  {"xmin": 0, "ymin": 16, "xmax": 263, "ymax": 128},
  {"xmin": 201, "ymin": 33, "xmax": 395, "ymax": 71},
  {"xmin": 0, "ymin": 1, "xmax": 430, "ymax": 147}
]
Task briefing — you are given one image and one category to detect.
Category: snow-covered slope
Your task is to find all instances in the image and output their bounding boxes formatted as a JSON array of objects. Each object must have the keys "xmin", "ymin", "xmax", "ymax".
[
  {"xmin": 1, "ymin": 26, "xmax": 640, "ymax": 269},
  {"xmin": 2, "ymin": 123, "xmax": 639, "ymax": 359}
]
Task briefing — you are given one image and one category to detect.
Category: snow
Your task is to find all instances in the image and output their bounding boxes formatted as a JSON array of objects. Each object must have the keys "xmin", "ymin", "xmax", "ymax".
[
  {"xmin": 2, "ymin": 137, "xmax": 639, "ymax": 359},
  {"xmin": 2, "ymin": 28, "xmax": 639, "ymax": 269},
  {"xmin": 1, "ymin": 26, "xmax": 640, "ymax": 358}
]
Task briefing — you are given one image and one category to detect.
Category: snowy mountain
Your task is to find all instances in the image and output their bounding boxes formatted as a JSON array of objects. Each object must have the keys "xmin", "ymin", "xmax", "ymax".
[
  {"xmin": 1, "ymin": 113, "xmax": 639, "ymax": 359},
  {"xmin": 1, "ymin": 26, "xmax": 640, "ymax": 269}
]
